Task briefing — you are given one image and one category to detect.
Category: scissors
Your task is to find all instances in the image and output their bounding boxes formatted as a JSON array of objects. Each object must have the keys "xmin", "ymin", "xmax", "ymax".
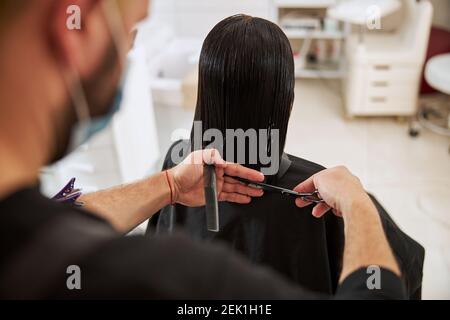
[{"xmin": 228, "ymin": 176, "xmax": 325, "ymax": 204}]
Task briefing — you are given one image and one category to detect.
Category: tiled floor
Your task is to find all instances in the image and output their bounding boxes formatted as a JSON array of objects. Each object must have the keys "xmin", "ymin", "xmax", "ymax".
[
  {"xmin": 153, "ymin": 79, "xmax": 450, "ymax": 299},
  {"xmin": 286, "ymin": 80, "xmax": 450, "ymax": 299}
]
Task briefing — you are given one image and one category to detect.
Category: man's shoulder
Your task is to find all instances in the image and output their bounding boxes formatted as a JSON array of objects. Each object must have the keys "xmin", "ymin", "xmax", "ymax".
[
  {"xmin": 69, "ymin": 233, "xmax": 313, "ymax": 299},
  {"xmin": 0, "ymin": 186, "xmax": 113, "ymax": 249},
  {"xmin": 0, "ymin": 186, "xmax": 120, "ymax": 299},
  {"xmin": 59, "ymin": 233, "xmax": 235, "ymax": 299}
]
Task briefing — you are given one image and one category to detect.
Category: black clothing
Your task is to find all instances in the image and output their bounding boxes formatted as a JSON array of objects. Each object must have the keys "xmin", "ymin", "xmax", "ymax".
[
  {"xmin": 150, "ymin": 140, "xmax": 424, "ymax": 298},
  {"xmin": 0, "ymin": 186, "xmax": 405, "ymax": 300}
]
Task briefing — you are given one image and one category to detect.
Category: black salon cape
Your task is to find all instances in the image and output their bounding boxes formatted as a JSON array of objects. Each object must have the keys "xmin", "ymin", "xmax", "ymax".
[
  {"xmin": 0, "ymin": 186, "xmax": 405, "ymax": 299},
  {"xmin": 149, "ymin": 140, "xmax": 425, "ymax": 299}
]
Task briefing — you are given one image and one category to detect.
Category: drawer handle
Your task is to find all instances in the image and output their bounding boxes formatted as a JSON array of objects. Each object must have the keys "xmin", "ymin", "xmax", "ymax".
[
  {"xmin": 374, "ymin": 65, "xmax": 390, "ymax": 71},
  {"xmin": 370, "ymin": 97, "xmax": 387, "ymax": 103},
  {"xmin": 372, "ymin": 81, "xmax": 389, "ymax": 87}
]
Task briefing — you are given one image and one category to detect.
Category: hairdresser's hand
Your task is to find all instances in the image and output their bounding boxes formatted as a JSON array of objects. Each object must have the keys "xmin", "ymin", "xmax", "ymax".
[
  {"xmin": 168, "ymin": 149, "xmax": 265, "ymax": 207},
  {"xmin": 294, "ymin": 166, "xmax": 373, "ymax": 219}
]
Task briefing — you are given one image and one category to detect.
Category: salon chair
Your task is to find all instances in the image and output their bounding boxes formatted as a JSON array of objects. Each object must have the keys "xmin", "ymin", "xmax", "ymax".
[
  {"xmin": 413, "ymin": 54, "xmax": 450, "ymax": 153},
  {"xmin": 409, "ymin": 26, "xmax": 450, "ymax": 153}
]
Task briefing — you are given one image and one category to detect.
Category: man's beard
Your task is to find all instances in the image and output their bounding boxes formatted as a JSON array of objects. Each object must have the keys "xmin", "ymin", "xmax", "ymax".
[{"xmin": 49, "ymin": 41, "xmax": 122, "ymax": 164}]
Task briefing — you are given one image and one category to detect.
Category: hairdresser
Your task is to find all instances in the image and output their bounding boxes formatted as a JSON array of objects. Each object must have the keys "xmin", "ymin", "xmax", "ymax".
[{"xmin": 0, "ymin": 0, "xmax": 404, "ymax": 299}]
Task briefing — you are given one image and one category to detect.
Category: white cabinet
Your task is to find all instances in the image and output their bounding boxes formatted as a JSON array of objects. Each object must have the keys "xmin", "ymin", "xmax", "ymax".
[
  {"xmin": 342, "ymin": 1, "xmax": 433, "ymax": 117},
  {"xmin": 345, "ymin": 55, "xmax": 422, "ymax": 116},
  {"xmin": 273, "ymin": 0, "xmax": 345, "ymax": 79}
]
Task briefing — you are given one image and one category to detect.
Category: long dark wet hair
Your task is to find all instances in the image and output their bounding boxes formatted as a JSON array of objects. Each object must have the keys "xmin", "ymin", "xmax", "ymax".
[{"xmin": 191, "ymin": 14, "xmax": 295, "ymax": 175}]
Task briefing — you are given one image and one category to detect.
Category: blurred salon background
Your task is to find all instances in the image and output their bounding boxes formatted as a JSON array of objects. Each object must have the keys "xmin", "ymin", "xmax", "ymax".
[{"xmin": 40, "ymin": 0, "xmax": 450, "ymax": 299}]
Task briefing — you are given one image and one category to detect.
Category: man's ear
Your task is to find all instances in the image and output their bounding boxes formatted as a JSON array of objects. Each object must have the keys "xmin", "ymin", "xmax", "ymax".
[{"xmin": 48, "ymin": 0, "xmax": 109, "ymax": 78}]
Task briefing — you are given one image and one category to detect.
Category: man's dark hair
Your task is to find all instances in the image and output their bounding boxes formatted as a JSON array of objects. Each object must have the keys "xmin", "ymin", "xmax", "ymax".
[{"xmin": 191, "ymin": 14, "xmax": 295, "ymax": 174}]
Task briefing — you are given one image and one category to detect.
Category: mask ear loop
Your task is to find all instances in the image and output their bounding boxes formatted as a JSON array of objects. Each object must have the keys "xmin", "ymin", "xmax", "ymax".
[
  {"xmin": 64, "ymin": 70, "xmax": 90, "ymax": 122},
  {"xmin": 62, "ymin": 66, "xmax": 92, "ymax": 150},
  {"xmin": 101, "ymin": 0, "xmax": 129, "ymax": 72},
  {"xmin": 63, "ymin": 0, "xmax": 128, "ymax": 150}
]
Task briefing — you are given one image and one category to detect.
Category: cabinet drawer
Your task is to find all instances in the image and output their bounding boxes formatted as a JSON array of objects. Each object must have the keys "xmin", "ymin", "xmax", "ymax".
[
  {"xmin": 367, "ymin": 65, "xmax": 419, "ymax": 83},
  {"xmin": 363, "ymin": 98, "xmax": 417, "ymax": 115},
  {"xmin": 366, "ymin": 84, "xmax": 418, "ymax": 99}
]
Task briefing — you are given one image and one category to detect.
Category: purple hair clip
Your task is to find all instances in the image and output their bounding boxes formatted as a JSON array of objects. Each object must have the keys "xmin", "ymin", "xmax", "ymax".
[{"xmin": 52, "ymin": 178, "xmax": 84, "ymax": 206}]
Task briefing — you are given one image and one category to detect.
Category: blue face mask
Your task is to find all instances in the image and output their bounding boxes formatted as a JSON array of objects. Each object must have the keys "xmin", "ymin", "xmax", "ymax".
[
  {"xmin": 85, "ymin": 87, "xmax": 123, "ymax": 139},
  {"xmin": 67, "ymin": 68, "xmax": 128, "ymax": 152},
  {"xmin": 67, "ymin": 0, "xmax": 129, "ymax": 153}
]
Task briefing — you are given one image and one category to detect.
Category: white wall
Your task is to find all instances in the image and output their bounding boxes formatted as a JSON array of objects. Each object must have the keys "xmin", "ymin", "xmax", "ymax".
[
  {"xmin": 150, "ymin": 0, "xmax": 272, "ymax": 38},
  {"xmin": 151, "ymin": 0, "xmax": 450, "ymax": 36}
]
